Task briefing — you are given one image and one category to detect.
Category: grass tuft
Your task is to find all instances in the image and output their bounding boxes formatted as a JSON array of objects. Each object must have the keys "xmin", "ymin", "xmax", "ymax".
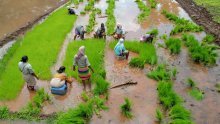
[
  {"xmin": 120, "ymin": 98, "xmax": 133, "ymax": 118},
  {"xmin": 0, "ymin": 106, "xmax": 10, "ymax": 119},
  {"xmin": 156, "ymin": 108, "xmax": 163, "ymax": 122},
  {"xmin": 135, "ymin": 0, "xmax": 151, "ymax": 22},
  {"xmin": 165, "ymin": 38, "xmax": 182, "ymax": 54},
  {"xmin": 105, "ymin": 0, "xmax": 116, "ymax": 35}
]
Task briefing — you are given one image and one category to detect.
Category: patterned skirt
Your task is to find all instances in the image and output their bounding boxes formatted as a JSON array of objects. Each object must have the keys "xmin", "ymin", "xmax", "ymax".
[{"xmin": 78, "ymin": 67, "xmax": 91, "ymax": 81}]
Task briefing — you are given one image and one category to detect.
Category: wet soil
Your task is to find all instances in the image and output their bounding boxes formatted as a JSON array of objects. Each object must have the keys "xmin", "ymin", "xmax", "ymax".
[
  {"xmin": 176, "ymin": 0, "xmax": 220, "ymax": 45},
  {"xmin": 91, "ymin": 49, "xmax": 158, "ymax": 124},
  {"xmin": 0, "ymin": 0, "xmax": 68, "ymax": 47}
]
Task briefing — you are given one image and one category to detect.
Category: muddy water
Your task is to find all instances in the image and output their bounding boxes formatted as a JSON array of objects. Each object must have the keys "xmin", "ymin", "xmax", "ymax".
[
  {"xmin": 0, "ymin": 0, "xmax": 64, "ymax": 40},
  {"xmin": 91, "ymin": 49, "xmax": 158, "ymax": 124}
]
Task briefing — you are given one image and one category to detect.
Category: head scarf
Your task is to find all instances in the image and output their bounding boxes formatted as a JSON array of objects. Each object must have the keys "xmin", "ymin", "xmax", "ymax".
[{"xmin": 76, "ymin": 46, "xmax": 85, "ymax": 60}]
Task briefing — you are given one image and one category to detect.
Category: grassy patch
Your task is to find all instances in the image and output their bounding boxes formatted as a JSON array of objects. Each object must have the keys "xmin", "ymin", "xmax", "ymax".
[
  {"xmin": 147, "ymin": 64, "xmax": 173, "ymax": 81},
  {"xmin": 71, "ymin": 0, "xmax": 79, "ymax": 5},
  {"xmin": 86, "ymin": 10, "xmax": 97, "ymax": 33},
  {"xmin": 182, "ymin": 34, "xmax": 218, "ymax": 66},
  {"xmin": 147, "ymin": 28, "xmax": 159, "ymax": 36},
  {"xmin": 109, "ymin": 41, "xmax": 157, "ymax": 68},
  {"xmin": 120, "ymin": 98, "xmax": 133, "ymax": 118},
  {"xmin": 189, "ymin": 88, "xmax": 204, "ymax": 101},
  {"xmin": 0, "ymin": 7, "xmax": 77, "ymax": 100},
  {"xmin": 63, "ymin": 39, "xmax": 110, "ymax": 96},
  {"xmin": 162, "ymin": 10, "xmax": 203, "ymax": 35},
  {"xmin": 215, "ymin": 83, "xmax": 220, "ymax": 92},
  {"xmin": 193, "ymin": 0, "xmax": 220, "ymax": 23},
  {"xmin": 0, "ymin": 106, "xmax": 10, "ymax": 119},
  {"xmin": 155, "ymin": 108, "xmax": 163, "ymax": 122},
  {"xmin": 84, "ymin": 0, "xmax": 95, "ymax": 12},
  {"xmin": 149, "ymin": 0, "xmax": 157, "ymax": 8},
  {"xmin": 165, "ymin": 38, "xmax": 182, "ymax": 54},
  {"xmin": 135, "ymin": 0, "xmax": 151, "ymax": 22},
  {"xmin": 105, "ymin": 0, "xmax": 116, "ymax": 35}
]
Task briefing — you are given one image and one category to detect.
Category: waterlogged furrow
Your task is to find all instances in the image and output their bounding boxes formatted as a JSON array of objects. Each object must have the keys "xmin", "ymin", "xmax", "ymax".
[{"xmin": 0, "ymin": 7, "xmax": 77, "ymax": 100}]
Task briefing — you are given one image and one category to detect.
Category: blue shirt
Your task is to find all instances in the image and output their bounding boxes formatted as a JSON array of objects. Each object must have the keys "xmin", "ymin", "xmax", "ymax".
[{"xmin": 114, "ymin": 44, "xmax": 126, "ymax": 56}]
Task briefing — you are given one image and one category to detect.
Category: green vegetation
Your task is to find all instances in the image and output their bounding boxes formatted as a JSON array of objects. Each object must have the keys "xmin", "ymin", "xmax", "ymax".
[
  {"xmin": 0, "ymin": 7, "xmax": 77, "ymax": 100},
  {"xmin": 148, "ymin": 65, "xmax": 193, "ymax": 123},
  {"xmin": 202, "ymin": 34, "xmax": 215, "ymax": 44},
  {"xmin": 186, "ymin": 78, "xmax": 204, "ymax": 101},
  {"xmin": 79, "ymin": 0, "xmax": 83, "ymax": 2},
  {"xmin": 80, "ymin": 11, "xmax": 86, "ymax": 15},
  {"xmin": 186, "ymin": 78, "xmax": 196, "ymax": 88},
  {"xmin": 155, "ymin": 108, "xmax": 163, "ymax": 122},
  {"xmin": 215, "ymin": 83, "xmax": 220, "ymax": 92},
  {"xmin": 63, "ymin": 39, "xmax": 110, "ymax": 96},
  {"xmin": 147, "ymin": 28, "xmax": 159, "ymax": 36},
  {"xmin": 135, "ymin": 0, "xmax": 151, "ymax": 22},
  {"xmin": 81, "ymin": 91, "xmax": 89, "ymax": 102},
  {"xmin": 149, "ymin": 0, "xmax": 157, "ymax": 8},
  {"xmin": 0, "ymin": 88, "xmax": 50, "ymax": 120},
  {"xmin": 162, "ymin": 10, "xmax": 203, "ymax": 35},
  {"xmin": 71, "ymin": 0, "xmax": 79, "ymax": 5},
  {"xmin": 165, "ymin": 38, "xmax": 182, "ymax": 54},
  {"xmin": 182, "ymin": 34, "xmax": 218, "ymax": 66},
  {"xmin": 84, "ymin": 0, "xmax": 96, "ymax": 12},
  {"xmin": 194, "ymin": 0, "xmax": 220, "ymax": 23},
  {"xmin": 94, "ymin": 8, "xmax": 102, "ymax": 15},
  {"xmin": 120, "ymin": 98, "xmax": 133, "ymax": 118},
  {"xmin": 106, "ymin": 0, "xmax": 116, "ymax": 35},
  {"xmin": 56, "ymin": 96, "xmax": 108, "ymax": 124},
  {"xmin": 110, "ymin": 41, "xmax": 157, "ymax": 68},
  {"xmin": 86, "ymin": 10, "xmax": 96, "ymax": 33}
]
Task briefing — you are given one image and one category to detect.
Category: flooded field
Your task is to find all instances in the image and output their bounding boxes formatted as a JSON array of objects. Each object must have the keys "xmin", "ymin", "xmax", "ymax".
[{"xmin": 0, "ymin": 0, "xmax": 219, "ymax": 123}]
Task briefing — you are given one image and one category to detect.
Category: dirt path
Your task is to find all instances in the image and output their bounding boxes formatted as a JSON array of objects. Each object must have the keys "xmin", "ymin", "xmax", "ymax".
[{"xmin": 176, "ymin": 0, "xmax": 220, "ymax": 45}]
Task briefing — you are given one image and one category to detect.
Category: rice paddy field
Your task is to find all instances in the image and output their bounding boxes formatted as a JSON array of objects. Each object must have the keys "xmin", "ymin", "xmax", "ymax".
[{"xmin": 0, "ymin": 0, "xmax": 219, "ymax": 124}]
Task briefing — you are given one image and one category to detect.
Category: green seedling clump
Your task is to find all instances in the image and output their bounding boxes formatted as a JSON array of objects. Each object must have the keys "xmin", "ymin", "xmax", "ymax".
[
  {"xmin": 147, "ymin": 28, "xmax": 159, "ymax": 36},
  {"xmin": 109, "ymin": 41, "xmax": 157, "ymax": 68},
  {"xmin": 71, "ymin": 0, "xmax": 79, "ymax": 5},
  {"xmin": 149, "ymin": 0, "xmax": 157, "ymax": 8},
  {"xmin": 189, "ymin": 88, "xmax": 204, "ymax": 101},
  {"xmin": 80, "ymin": 11, "xmax": 86, "ymax": 15},
  {"xmin": 120, "ymin": 98, "xmax": 133, "ymax": 118},
  {"xmin": 182, "ymin": 34, "xmax": 218, "ymax": 66},
  {"xmin": 106, "ymin": 0, "xmax": 116, "ymax": 35},
  {"xmin": 147, "ymin": 64, "xmax": 172, "ymax": 81},
  {"xmin": 156, "ymin": 108, "xmax": 163, "ymax": 122},
  {"xmin": 79, "ymin": 0, "xmax": 83, "ymax": 2},
  {"xmin": 94, "ymin": 8, "xmax": 102, "ymax": 15},
  {"xmin": 86, "ymin": 10, "xmax": 96, "ymax": 33},
  {"xmin": 136, "ymin": 0, "xmax": 151, "ymax": 22},
  {"xmin": 0, "ymin": 7, "xmax": 77, "ymax": 100},
  {"xmin": 162, "ymin": 10, "xmax": 203, "ymax": 35},
  {"xmin": 84, "ymin": 0, "xmax": 95, "ymax": 12},
  {"xmin": 63, "ymin": 39, "xmax": 110, "ymax": 96},
  {"xmin": 0, "ymin": 106, "xmax": 10, "ymax": 119},
  {"xmin": 202, "ymin": 34, "xmax": 215, "ymax": 44},
  {"xmin": 165, "ymin": 38, "xmax": 182, "ymax": 54},
  {"xmin": 186, "ymin": 78, "xmax": 196, "ymax": 88},
  {"xmin": 215, "ymin": 83, "xmax": 220, "ymax": 92}
]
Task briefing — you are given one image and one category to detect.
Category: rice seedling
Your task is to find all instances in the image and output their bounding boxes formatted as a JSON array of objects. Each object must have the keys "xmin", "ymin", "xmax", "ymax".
[
  {"xmin": 147, "ymin": 64, "xmax": 172, "ymax": 81},
  {"xmin": 135, "ymin": 0, "xmax": 151, "ymax": 22},
  {"xmin": 182, "ymin": 34, "xmax": 218, "ymax": 66},
  {"xmin": 168, "ymin": 104, "xmax": 193, "ymax": 123},
  {"xmin": 86, "ymin": 10, "xmax": 96, "ymax": 33},
  {"xmin": 157, "ymin": 81, "xmax": 182, "ymax": 109},
  {"xmin": 63, "ymin": 39, "xmax": 110, "ymax": 96},
  {"xmin": 94, "ymin": 8, "xmax": 102, "ymax": 15},
  {"xmin": 105, "ymin": 0, "xmax": 116, "ymax": 35},
  {"xmin": 149, "ymin": 0, "xmax": 157, "ymax": 8},
  {"xmin": 155, "ymin": 108, "xmax": 163, "ymax": 123},
  {"xmin": 0, "ymin": 7, "xmax": 77, "ymax": 100},
  {"xmin": 109, "ymin": 40, "xmax": 157, "ymax": 67},
  {"xmin": 165, "ymin": 38, "xmax": 182, "ymax": 54},
  {"xmin": 171, "ymin": 68, "xmax": 177, "ymax": 79},
  {"xmin": 0, "ymin": 106, "xmax": 10, "ymax": 119},
  {"xmin": 71, "ymin": 0, "xmax": 79, "ymax": 5},
  {"xmin": 84, "ymin": 0, "xmax": 95, "ymax": 12},
  {"xmin": 147, "ymin": 28, "xmax": 159, "ymax": 36},
  {"xmin": 202, "ymin": 34, "xmax": 215, "ymax": 44},
  {"xmin": 129, "ymin": 57, "xmax": 145, "ymax": 69},
  {"xmin": 120, "ymin": 98, "xmax": 133, "ymax": 118},
  {"xmin": 80, "ymin": 11, "xmax": 86, "ymax": 15},
  {"xmin": 81, "ymin": 91, "xmax": 89, "ymax": 102},
  {"xmin": 189, "ymin": 88, "xmax": 204, "ymax": 101},
  {"xmin": 79, "ymin": 0, "xmax": 83, "ymax": 2},
  {"xmin": 162, "ymin": 10, "xmax": 203, "ymax": 35},
  {"xmin": 215, "ymin": 83, "xmax": 220, "ymax": 92},
  {"xmin": 186, "ymin": 78, "xmax": 196, "ymax": 88}
]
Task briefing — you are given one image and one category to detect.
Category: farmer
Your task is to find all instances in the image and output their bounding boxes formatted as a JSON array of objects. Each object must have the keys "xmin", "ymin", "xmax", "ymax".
[
  {"xmin": 113, "ymin": 23, "xmax": 125, "ymax": 39},
  {"xmin": 114, "ymin": 38, "xmax": 129, "ymax": 60},
  {"xmin": 73, "ymin": 46, "xmax": 94, "ymax": 91},
  {"xmin": 140, "ymin": 33, "xmax": 154, "ymax": 43},
  {"xmin": 74, "ymin": 25, "xmax": 86, "ymax": 40},
  {"xmin": 94, "ymin": 23, "xmax": 106, "ymax": 39},
  {"xmin": 50, "ymin": 66, "xmax": 73, "ymax": 88},
  {"xmin": 18, "ymin": 56, "xmax": 39, "ymax": 91},
  {"xmin": 68, "ymin": 7, "xmax": 76, "ymax": 15}
]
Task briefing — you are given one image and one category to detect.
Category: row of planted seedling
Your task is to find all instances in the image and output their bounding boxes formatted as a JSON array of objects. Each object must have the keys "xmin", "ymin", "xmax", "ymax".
[
  {"xmin": 162, "ymin": 10, "xmax": 203, "ymax": 35},
  {"xmin": 105, "ymin": 0, "xmax": 116, "ymax": 35},
  {"xmin": 0, "ymin": 89, "xmax": 50, "ymax": 121},
  {"xmin": 135, "ymin": 0, "xmax": 151, "ymax": 22},
  {"xmin": 147, "ymin": 64, "xmax": 194, "ymax": 123},
  {"xmin": 86, "ymin": 8, "xmax": 102, "ymax": 33},
  {"xmin": 71, "ymin": 0, "xmax": 84, "ymax": 6}
]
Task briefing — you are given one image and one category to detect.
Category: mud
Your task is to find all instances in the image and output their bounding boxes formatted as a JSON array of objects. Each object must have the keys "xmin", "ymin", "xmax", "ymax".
[
  {"xmin": 91, "ymin": 48, "xmax": 158, "ymax": 124},
  {"xmin": 0, "ymin": 0, "xmax": 68, "ymax": 47},
  {"xmin": 175, "ymin": 0, "xmax": 220, "ymax": 45}
]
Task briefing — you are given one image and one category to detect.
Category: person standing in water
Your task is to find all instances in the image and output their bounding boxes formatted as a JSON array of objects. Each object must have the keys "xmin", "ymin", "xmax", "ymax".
[
  {"xmin": 73, "ymin": 46, "xmax": 94, "ymax": 91},
  {"xmin": 18, "ymin": 56, "xmax": 39, "ymax": 91}
]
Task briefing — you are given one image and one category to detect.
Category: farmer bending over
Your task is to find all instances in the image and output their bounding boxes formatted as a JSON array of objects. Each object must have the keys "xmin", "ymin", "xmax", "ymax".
[
  {"xmin": 18, "ymin": 56, "xmax": 39, "ymax": 91},
  {"xmin": 113, "ymin": 24, "xmax": 125, "ymax": 39},
  {"xmin": 74, "ymin": 25, "xmax": 86, "ymax": 40},
  {"xmin": 50, "ymin": 66, "xmax": 73, "ymax": 88},
  {"xmin": 94, "ymin": 23, "xmax": 106, "ymax": 39},
  {"xmin": 114, "ymin": 38, "xmax": 129, "ymax": 60},
  {"xmin": 68, "ymin": 7, "xmax": 76, "ymax": 15},
  {"xmin": 73, "ymin": 46, "xmax": 94, "ymax": 91},
  {"xmin": 140, "ymin": 33, "xmax": 154, "ymax": 43}
]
